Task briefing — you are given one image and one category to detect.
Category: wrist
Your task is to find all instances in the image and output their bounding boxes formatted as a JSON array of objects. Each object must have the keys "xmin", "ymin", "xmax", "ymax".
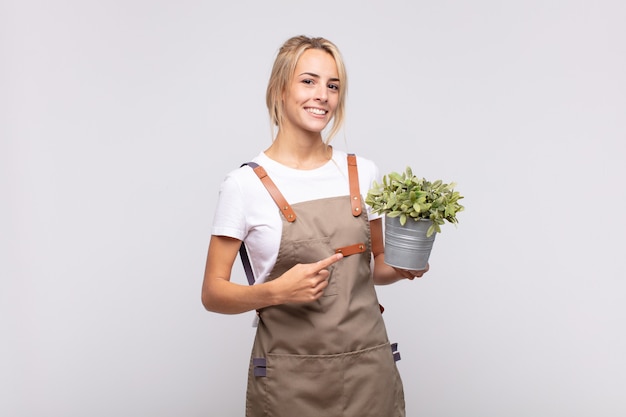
[{"xmin": 263, "ymin": 279, "xmax": 282, "ymax": 306}]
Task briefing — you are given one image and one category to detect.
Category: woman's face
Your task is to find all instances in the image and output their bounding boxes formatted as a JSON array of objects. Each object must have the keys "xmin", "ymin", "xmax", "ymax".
[{"xmin": 281, "ymin": 49, "xmax": 340, "ymax": 136}]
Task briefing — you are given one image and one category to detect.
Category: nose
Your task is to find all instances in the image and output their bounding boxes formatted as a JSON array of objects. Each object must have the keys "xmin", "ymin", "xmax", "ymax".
[{"xmin": 315, "ymin": 84, "xmax": 328, "ymax": 103}]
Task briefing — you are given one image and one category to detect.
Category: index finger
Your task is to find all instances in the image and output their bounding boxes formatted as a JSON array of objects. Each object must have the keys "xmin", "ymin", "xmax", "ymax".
[{"xmin": 315, "ymin": 253, "xmax": 344, "ymax": 271}]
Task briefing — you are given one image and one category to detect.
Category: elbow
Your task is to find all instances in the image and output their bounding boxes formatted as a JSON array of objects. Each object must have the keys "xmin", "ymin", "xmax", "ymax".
[
  {"xmin": 201, "ymin": 290, "xmax": 218, "ymax": 312},
  {"xmin": 201, "ymin": 292, "xmax": 210, "ymax": 311},
  {"xmin": 201, "ymin": 281, "xmax": 231, "ymax": 313},
  {"xmin": 201, "ymin": 275, "xmax": 236, "ymax": 313}
]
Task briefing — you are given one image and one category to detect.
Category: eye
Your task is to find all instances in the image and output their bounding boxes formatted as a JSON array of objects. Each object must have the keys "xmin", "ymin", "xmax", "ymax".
[
  {"xmin": 328, "ymin": 83, "xmax": 339, "ymax": 91},
  {"xmin": 302, "ymin": 79, "xmax": 314, "ymax": 85}
]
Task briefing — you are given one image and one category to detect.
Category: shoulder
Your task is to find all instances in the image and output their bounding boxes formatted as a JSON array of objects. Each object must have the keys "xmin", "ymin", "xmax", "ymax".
[
  {"xmin": 356, "ymin": 154, "xmax": 379, "ymax": 179},
  {"xmin": 218, "ymin": 153, "xmax": 268, "ymax": 196}
]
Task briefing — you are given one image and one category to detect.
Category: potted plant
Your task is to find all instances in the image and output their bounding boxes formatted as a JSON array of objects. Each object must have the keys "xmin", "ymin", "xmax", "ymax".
[{"xmin": 365, "ymin": 166, "xmax": 464, "ymax": 270}]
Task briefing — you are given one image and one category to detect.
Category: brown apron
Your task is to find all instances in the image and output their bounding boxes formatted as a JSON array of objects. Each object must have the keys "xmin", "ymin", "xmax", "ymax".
[{"xmin": 244, "ymin": 155, "xmax": 405, "ymax": 417}]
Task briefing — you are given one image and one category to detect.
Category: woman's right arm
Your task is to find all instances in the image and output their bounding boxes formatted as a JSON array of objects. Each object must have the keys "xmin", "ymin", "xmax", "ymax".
[{"xmin": 201, "ymin": 235, "xmax": 343, "ymax": 314}]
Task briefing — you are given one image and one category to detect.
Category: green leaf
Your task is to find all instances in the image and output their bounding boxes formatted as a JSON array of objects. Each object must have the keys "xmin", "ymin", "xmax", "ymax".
[{"xmin": 365, "ymin": 166, "xmax": 465, "ymax": 232}]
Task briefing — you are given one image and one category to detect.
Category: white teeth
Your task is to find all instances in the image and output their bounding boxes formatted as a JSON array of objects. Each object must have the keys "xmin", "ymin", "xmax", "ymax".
[{"xmin": 306, "ymin": 108, "xmax": 326, "ymax": 115}]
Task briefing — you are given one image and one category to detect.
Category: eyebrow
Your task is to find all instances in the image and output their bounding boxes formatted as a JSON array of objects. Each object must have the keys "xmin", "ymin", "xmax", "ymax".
[{"xmin": 298, "ymin": 72, "xmax": 340, "ymax": 83}]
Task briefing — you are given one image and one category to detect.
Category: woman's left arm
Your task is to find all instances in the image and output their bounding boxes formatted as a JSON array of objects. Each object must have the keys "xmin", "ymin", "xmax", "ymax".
[{"xmin": 370, "ymin": 218, "xmax": 429, "ymax": 285}]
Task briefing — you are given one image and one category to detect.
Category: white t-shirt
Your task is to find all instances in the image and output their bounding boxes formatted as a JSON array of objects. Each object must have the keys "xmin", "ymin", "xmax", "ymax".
[{"xmin": 211, "ymin": 148, "xmax": 382, "ymax": 284}]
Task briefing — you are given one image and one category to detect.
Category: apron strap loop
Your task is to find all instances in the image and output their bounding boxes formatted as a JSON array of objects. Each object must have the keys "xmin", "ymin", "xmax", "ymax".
[
  {"xmin": 334, "ymin": 242, "xmax": 366, "ymax": 257},
  {"xmin": 252, "ymin": 357, "xmax": 267, "ymax": 377},
  {"xmin": 391, "ymin": 343, "xmax": 401, "ymax": 362}
]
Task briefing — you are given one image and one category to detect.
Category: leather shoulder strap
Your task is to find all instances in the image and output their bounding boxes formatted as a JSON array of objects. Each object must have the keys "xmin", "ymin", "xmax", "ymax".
[
  {"xmin": 243, "ymin": 162, "xmax": 296, "ymax": 222},
  {"xmin": 238, "ymin": 162, "xmax": 296, "ymax": 285},
  {"xmin": 347, "ymin": 154, "xmax": 363, "ymax": 217}
]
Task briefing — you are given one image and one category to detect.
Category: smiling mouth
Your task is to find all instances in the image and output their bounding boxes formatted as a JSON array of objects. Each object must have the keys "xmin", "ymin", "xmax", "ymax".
[{"xmin": 305, "ymin": 107, "xmax": 327, "ymax": 115}]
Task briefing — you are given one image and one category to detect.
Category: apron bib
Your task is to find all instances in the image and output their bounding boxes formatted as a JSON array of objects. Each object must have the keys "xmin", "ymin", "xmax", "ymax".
[{"xmin": 244, "ymin": 156, "xmax": 405, "ymax": 417}]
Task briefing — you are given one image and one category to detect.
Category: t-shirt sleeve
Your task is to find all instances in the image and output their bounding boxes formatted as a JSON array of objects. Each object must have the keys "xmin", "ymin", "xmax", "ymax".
[{"xmin": 211, "ymin": 172, "xmax": 247, "ymax": 241}]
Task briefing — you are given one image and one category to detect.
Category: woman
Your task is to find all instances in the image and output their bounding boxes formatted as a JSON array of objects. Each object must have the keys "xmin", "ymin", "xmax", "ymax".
[{"xmin": 202, "ymin": 35, "xmax": 428, "ymax": 417}]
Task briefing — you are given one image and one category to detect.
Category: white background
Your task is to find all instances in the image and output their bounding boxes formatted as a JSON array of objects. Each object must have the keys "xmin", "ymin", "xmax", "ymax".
[{"xmin": 2, "ymin": 1, "xmax": 625, "ymax": 416}]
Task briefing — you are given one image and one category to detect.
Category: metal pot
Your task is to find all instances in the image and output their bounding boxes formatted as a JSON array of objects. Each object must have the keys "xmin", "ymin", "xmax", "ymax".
[{"xmin": 384, "ymin": 216, "xmax": 436, "ymax": 270}]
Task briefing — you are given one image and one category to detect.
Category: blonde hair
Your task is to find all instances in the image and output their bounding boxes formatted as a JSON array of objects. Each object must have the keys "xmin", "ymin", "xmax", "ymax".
[{"xmin": 266, "ymin": 35, "xmax": 347, "ymax": 144}]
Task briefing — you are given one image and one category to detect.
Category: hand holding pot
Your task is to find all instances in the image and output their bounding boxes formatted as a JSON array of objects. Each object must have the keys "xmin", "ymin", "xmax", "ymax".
[{"xmin": 393, "ymin": 263, "xmax": 429, "ymax": 280}]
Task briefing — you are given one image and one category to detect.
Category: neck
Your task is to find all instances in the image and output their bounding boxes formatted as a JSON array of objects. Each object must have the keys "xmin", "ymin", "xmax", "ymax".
[{"xmin": 265, "ymin": 132, "xmax": 332, "ymax": 170}]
